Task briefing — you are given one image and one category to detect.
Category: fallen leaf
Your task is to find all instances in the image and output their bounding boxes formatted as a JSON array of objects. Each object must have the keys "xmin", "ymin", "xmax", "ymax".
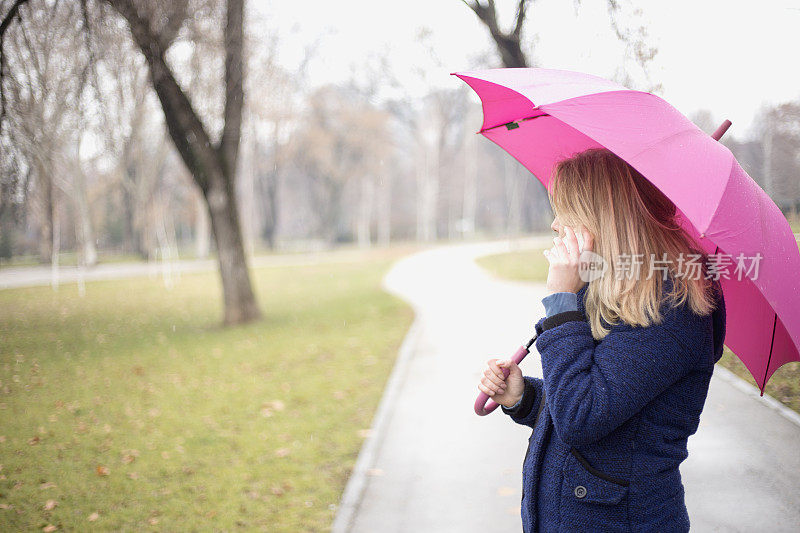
[
  {"xmin": 42, "ymin": 525, "xmax": 57, "ymax": 532},
  {"xmin": 88, "ymin": 512, "xmax": 99, "ymax": 521},
  {"xmin": 39, "ymin": 482, "xmax": 56, "ymax": 490},
  {"xmin": 263, "ymin": 400, "xmax": 285, "ymax": 411},
  {"xmin": 96, "ymin": 465, "xmax": 110, "ymax": 476},
  {"xmin": 44, "ymin": 499, "xmax": 57, "ymax": 510},
  {"xmin": 497, "ymin": 486, "xmax": 515, "ymax": 496},
  {"xmin": 28, "ymin": 436, "xmax": 40, "ymax": 445}
]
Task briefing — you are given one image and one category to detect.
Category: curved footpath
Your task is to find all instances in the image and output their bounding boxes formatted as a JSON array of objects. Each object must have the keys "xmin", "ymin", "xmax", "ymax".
[{"xmin": 333, "ymin": 238, "xmax": 800, "ymax": 533}]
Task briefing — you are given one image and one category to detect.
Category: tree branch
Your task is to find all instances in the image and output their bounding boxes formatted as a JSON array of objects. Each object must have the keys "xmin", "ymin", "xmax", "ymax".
[
  {"xmin": 218, "ymin": 0, "xmax": 243, "ymax": 180},
  {"xmin": 104, "ymin": 0, "xmax": 218, "ymax": 192},
  {"xmin": 462, "ymin": 0, "xmax": 529, "ymax": 67},
  {"xmin": 0, "ymin": 0, "xmax": 29, "ymax": 36},
  {"xmin": 0, "ymin": 0, "xmax": 32, "ymax": 131},
  {"xmin": 513, "ymin": 0, "xmax": 530, "ymax": 38}
]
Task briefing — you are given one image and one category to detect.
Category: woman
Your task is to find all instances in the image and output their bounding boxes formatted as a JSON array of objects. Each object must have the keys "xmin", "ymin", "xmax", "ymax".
[{"xmin": 478, "ymin": 148, "xmax": 726, "ymax": 532}]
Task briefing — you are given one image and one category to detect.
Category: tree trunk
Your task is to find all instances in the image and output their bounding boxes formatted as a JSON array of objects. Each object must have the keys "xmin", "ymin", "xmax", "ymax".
[
  {"xmin": 255, "ymin": 128, "xmax": 279, "ymax": 250},
  {"xmin": 504, "ymin": 158, "xmax": 522, "ymax": 236},
  {"xmin": 376, "ymin": 169, "xmax": 391, "ymax": 246},
  {"xmin": 259, "ymin": 167, "xmax": 278, "ymax": 249},
  {"xmin": 416, "ymin": 139, "xmax": 439, "ymax": 242},
  {"xmin": 121, "ymin": 184, "xmax": 139, "ymax": 256},
  {"xmin": 762, "ymin": 117, "xmax": 773, "ymax": 199},
  {"xmin": 194, "ymin": 190, "xmax": 210, "ymax": 258},
  {"xmin": 239, "ymin": 120, "xmax": 257, "ymax": 256},
  {"xmin": 357, "ymin": 174, "xmax": 373, "ymax": 248},
  {"xmin": 107, "ymin": 0, "xmax": 260, "ymax": 325},
  {"xmin": 204, "ymin": 177, "xmax": 260, "ymax": 324},
  {"xmin": 261, "ymin": 170, "xmax": 278, "ymax": 249},
  {"xmin": 321, "ymin": 182, "xmax": 342, "ymax": 246},
  {"xmin": 462, "ymin": 128, "xmax": 477, "ymax": 239},
  {"xmin": 72, "ymin": 158, "xmax": 97, "ymax": 266},
  {"xmin": 36, "ymin": 165, "xmax": 54, "ymax": 264},
  {"xmin": 465, "ymin": 1, "xmax": 530, "ymax": 68}
]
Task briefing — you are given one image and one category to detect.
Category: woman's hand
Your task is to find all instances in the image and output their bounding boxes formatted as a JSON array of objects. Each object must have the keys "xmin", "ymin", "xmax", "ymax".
[
  {"xmin": 544, "ymin": 224, "xmax": 594, "ymax": 295},
  {"xmin": 478, "ymin": 358, "xmax": 525, "ymax": 408}
]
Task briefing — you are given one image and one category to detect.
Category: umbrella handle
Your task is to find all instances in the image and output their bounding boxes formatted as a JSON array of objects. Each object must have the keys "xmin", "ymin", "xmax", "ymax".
[{"xmin": 474, "ymin": 344, "xmax": 531, "ymax": 416}]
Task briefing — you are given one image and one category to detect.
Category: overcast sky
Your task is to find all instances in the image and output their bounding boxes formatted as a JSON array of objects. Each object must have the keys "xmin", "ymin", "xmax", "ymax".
[{"xmin": 256, "ymin": 0, "xmax": 800, "ymax": 139}]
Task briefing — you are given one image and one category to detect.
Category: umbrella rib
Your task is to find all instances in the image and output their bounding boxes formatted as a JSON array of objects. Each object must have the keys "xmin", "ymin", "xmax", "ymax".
[{"xmin": 762, "ymin": 313, "xmax": 777, "ymax": 396}]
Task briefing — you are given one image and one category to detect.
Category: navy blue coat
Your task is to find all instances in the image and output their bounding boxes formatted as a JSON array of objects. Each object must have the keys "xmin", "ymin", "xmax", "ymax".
[{"xmin": 502, "ymin": 277, "xmax": 726, "ymax": 532}]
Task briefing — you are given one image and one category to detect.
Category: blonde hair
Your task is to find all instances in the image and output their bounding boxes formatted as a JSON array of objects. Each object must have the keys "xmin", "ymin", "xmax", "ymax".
[{"xmin": 548, "ymin": 148, "xmax": 717, "ymax": 341}]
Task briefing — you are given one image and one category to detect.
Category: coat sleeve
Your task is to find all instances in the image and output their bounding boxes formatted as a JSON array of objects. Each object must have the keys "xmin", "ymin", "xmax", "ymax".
[
  {"xmin": 500, "ymin": 375, "xmax": 547, "ymax": 428},
  {"xmin": 534, "ymin": 303, "xmax": 705, "ymax": 446}
]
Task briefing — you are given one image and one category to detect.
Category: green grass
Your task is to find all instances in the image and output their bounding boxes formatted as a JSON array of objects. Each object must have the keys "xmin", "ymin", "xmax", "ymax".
[
  {"xmin": 0, "ymin": 247, "xmax": 416, "ymax": 531},
  {"xmin": 476, "ymin": 248, "xmax": 800, "ymax": 414}
]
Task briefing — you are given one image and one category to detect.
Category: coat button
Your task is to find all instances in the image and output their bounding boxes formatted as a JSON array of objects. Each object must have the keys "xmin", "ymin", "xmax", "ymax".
[{"xmin": 574, "ymin": 486, "xmax": 587, "ymax": 499}]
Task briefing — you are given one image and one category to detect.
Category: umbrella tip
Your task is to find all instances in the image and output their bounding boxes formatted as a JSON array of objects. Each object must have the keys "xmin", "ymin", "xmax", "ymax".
[{"xmin": 711, "ymin": 120, "xmax": 732, "ymax": 141}]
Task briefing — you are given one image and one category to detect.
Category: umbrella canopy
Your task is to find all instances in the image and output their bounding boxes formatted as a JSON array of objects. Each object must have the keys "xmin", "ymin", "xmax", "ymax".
[{"xmin": 454, "ymin": 67, "xmax": 800, "ymax": 395}]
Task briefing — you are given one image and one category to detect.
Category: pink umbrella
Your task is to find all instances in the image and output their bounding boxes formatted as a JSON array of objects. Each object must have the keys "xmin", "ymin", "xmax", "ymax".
[{"xmin": 456, "ymin": 68, "xmax": 800, "ymax": 416}]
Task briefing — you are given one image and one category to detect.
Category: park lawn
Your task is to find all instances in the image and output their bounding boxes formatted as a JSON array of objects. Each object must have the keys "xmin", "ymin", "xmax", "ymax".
[
  {"xmin": 0, "ymin": 247, "xmax": 416, "ymax": 532},
  {"xmin": 476, "ymin": 248, "xmax": 800, "ymax": 415}
]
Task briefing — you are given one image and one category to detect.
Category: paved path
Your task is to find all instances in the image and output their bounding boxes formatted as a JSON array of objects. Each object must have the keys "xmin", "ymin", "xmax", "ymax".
[
  {"xmin": 0, "ymin": 248, "xmax": 382, "ymax": 290},
  {"xmin": 334, "ymin": 239, "xmax": 800, "ymax": 533}
]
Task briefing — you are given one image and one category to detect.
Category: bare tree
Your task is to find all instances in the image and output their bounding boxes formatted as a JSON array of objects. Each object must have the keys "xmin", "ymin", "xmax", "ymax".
[
  {"xmin": 289, "ymin": 85, "xmax": 390, "ymax": 245},
  {"xmin": 1, "ymin": 0, "xmax": 262, "ymax": 324},
  {"xmin": 462, "ymin": 0, "xmax": 530, "ymax": 68},
  {"xmin": 464, "ymin": 0, "xmax": 661, "ymax": 92},
  {"xmin": 244, "ymin": 31, "xmax": 314, "ymax": 250},
  {"xmin": 756, "ymin": 102, "xmax": 800, "ymax": 213},
  {"xmin": 1, "ymin": 0, "xmax": 89, "ymax": 265},
  {"xmin": 103, "ymin": 0, "xmax": 260, "ymax": 324}
]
